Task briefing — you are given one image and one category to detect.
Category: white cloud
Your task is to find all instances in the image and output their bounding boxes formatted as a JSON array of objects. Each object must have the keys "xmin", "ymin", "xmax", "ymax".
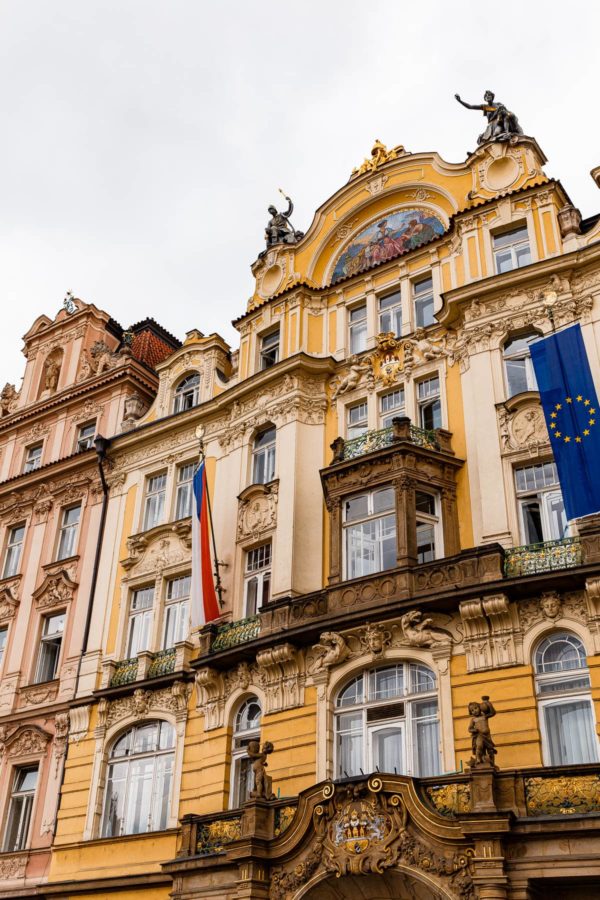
[{"xmin": 1, "ymin": 0, "xmax": 598, "ymax": 384}]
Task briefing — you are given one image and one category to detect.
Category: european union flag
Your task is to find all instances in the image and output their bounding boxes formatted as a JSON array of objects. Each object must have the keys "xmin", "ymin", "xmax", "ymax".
[{"xmin": 530, "ymin": 324, "xmax": 600, "ymax": 521}]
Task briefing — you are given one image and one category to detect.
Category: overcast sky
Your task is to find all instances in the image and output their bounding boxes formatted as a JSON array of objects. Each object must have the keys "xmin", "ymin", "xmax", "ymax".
[{"xmin": 1, "ymin": 1, "xmax": 599, "ymax": 386}]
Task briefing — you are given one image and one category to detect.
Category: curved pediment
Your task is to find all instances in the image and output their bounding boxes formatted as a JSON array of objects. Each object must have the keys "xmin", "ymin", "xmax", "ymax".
[{"xmin": 32, "ymin": 570, "xmax": 77, "ymax": 611}]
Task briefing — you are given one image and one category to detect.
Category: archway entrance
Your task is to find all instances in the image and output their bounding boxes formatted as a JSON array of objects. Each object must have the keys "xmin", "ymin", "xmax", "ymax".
[{"xmin": 300, "ymin": 869, "xmax": 451, "ymax": 900}]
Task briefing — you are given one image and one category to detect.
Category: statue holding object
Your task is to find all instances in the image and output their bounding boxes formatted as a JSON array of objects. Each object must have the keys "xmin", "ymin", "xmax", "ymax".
[
  {"xmin": 247, "ymin": 740, "xmax": 276, "ymax": 800},
  {"xmin": 264, "ymin": 189, "xmax": 304, "ymax": 250},
  {"xmin": 468, "ymin": 695, "xmax": 498, "ymax": 768},
  {"xmin": 455, "ymin": 91, "xmax": 523, "ymax": 145}
]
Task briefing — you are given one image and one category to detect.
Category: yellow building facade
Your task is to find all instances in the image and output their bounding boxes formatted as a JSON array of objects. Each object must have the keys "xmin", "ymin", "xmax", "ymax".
[{"xmin": 7, "ymin": 122, "xmax": 600, "ymax": 899}]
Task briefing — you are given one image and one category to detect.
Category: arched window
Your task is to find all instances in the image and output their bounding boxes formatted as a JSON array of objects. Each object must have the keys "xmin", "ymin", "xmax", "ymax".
[
  {"xmin": 534, "ymin": 633, "xmax": 599, "ymax": 766},
  {"xmin": 252, "ymin": 427, "xmax": 276, "ymax": 485},
  {"xmin": 101, "ymin": 721, "xmax": 175, "ymax": 837},
  {"xmin": 503, "ymin": 334, "xmax": 538, "ymax": 398},
  {"xmin": 174, "ymin": 373, "xmax": 200, "ymax": 413},
  {"xmin": 334, "ymin": 663, "xmax": 440, "ymax": 779},
  {"xmin": 230, "ymin": 697, "xmax": 261, "ymax": 807}
]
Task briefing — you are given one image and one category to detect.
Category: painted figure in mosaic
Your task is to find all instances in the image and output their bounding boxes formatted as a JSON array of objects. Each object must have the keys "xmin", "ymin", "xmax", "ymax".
[
  {"xmin": 264, "ymin": 193, "xmax": 303, "ymax": 248},
  {"xmin": 468, "ymin": 696, "xmax": 497, "ymax": 767},
  {"xmin": 455, "ymin": 91, "xmax": 523, "ymax": 145},
  {"xmin": 247, "ymin": 740, "xmax": 275, "ymax": 800}
]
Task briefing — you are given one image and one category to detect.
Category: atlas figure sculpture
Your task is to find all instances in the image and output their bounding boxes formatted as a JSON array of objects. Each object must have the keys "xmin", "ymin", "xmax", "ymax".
[{"xmin": 455, "ymin": 91, "xmax": 523, "ymax": 145}]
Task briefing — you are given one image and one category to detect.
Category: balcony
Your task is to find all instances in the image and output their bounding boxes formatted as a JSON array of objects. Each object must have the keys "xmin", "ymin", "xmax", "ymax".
[
  {"xmin": 504, "ymin": 537, "xmax": 582, "ymax": 577},
  {"xmin": 211, "ymin": 615, "xmax": 260, "ymax": 652},
  {"xmin": 107, "ymin": 647, "xmax": 178, "ymax": 687},
  {"xmin": 330, "ymin": 417, "xmax": 449, "ymax": 464}
]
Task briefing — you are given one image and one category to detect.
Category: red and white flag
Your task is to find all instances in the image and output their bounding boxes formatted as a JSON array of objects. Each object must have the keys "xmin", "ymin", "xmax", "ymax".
[{"xmin": 190, "ymin": 461, "xmax": 220, "ymax": 627}]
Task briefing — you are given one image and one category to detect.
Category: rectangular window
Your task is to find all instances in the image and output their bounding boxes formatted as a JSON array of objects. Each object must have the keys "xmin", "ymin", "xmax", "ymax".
[
  {"xmin": 259, "ymin": 329, "xmax": 280, "ymax": 370},
  {"xmin": 346, "ymin": 401, "xmax": 368, "ymax": 439},
  {"xmin": 244, "ymin": 544, "xmax": 272, "ymax": 616},
  {"xmin": 34, "ymin": 612, "xmax": 65, "ymax": 683},
  {"xmin": 76, "ymin": 421, "xmax": 96, "ymax": 452},
  {"xmin": 542, "ymin": 699, "xmax": 599, "ymax": 765},
  {"xmin": 56, "ymin": 504, "xmax": 81, "ymax": 560},
  {"xmin": 415, "ymin": 490, "xmax": 440, "ymax": 563},
  {"xmin": 344, "ymin": 487, "xmax": 396, "ymax": 579},
  {"xmin": 127, "ymin": 586, "xmax": 154, "ymax": 657},
  {"xmin": 493, "ymin": 225, "xmax": 531, "ymax": 274},
  {"xmin": 252, "ymin": 427, "xmax": 276, "ymax": 485},
  {"xmin": 174, "ymin": 463, "xmax": 195, "ymax": 520},
  {"xmin": 378, "ymin": 290, "xmax": 402, "ymax": 337},
  {"xmin": 2, "ymin": 766, "xmax": 38, "ymax": 852},
  {"xmin": 0, "ymin": 626, "xmax": 7, "ymax": 669},
  {"xmin": 163, "ymin": 575, "xmax": 190, "ymax": 648},
  {"xmin": 23, "ymin": 443, "xmax": 42, "ymax": 473},
  {"xmin": 349, "ymin": 304, "xmax": 367, "ymax": 354},
  {"xmin": 417, "ymin": 376, "xmax": 441, "ymax": 430},
  {"xmin": 413, "ymin": 277, "xmax": 435, "ymax": 329},
  {"xmin": 379, "ymin": 389, "xmax": 405, "ymax": 429},
  {"xmin": 3, "ymin": 523, "xmax": 25, "ymax": 578},
  {"xmin": 143, "ymin": 473, "xmax": 167, "ymax": 531},
  {"xmin": 515, "ymin": 463, "xmax": 566, "ymax": 544}
]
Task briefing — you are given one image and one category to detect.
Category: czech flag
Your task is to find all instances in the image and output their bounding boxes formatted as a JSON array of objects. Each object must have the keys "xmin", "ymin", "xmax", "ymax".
[{"xmin": 190, "ymin": 461, "xmax": 220, "ymax": 626}]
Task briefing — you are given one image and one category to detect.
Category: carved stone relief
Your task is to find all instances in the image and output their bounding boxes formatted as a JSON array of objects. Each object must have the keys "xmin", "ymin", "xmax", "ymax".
[
  {"xmin": 2, "ymin": 724, "xmax": 52, "ymax": 759},
  {"xmin": 32, "ymin": 571, "xmax": 77, "ymax": 611},
  {"xmin": 237, "ymin": 481, "xmax": 279, "ymax": 541},
  {"xmin": 121, "ymin": 529, "xmax": 189, "ymax": 577},
  {"xmin": 96, "ymin": 682, "xmax": 191, "ymax": 737},
  {"xmin": 497, "ymin": 401, "xmax": 549, "ymax": 455}
]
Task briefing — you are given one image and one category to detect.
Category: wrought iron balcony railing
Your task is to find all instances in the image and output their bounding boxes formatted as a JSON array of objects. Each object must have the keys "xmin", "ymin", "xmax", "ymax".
[
  {"xmin": 109, "ymin": 648, "xmax": 177, "ymax": 687},
  {"xmin": 212, "ymin": 615, "xmax": 260, "ymax": 652},
  {"xmin": 109, "ymin": 657, "xmax": 138, "ymax": 687},
  {"xmin": 331, "ymin": 418, "xmax": 443, "ymax": 464},
  {"xmin": 504, "ymin": 537, "xmax": 582, "ymax": 577},
  {"xmin": 147, "ymin": 647, "xmax": 176, "ymax": 678}
]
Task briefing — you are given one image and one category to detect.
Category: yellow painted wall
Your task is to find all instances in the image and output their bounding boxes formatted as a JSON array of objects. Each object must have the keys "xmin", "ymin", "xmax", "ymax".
[
  {"xmin": 445, "ymin": 362, "xmax": 474, "ymax": 549},
  {"xmin": 107, "ymin": 485, "xmax": 137, "ymax": 656},
  {"xmin": 307, "ymin": 312, "xmax": 324, "ymax": 354}
]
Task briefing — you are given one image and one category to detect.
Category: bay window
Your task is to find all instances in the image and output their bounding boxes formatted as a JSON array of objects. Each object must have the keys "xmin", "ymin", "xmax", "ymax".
[
  {"xmin": 335, "ymin": 663, "xmax": 440, "ymax": 778},
  {"xmin": 101, "ymin": 721, "xmax": 174, "ymax": 837},
  {"xmin": 343, "ymin": 487, "xmax": 396, "ymax": 579},
  {"xmin": 535, "ymin": 633, "xmax": 599, "ymax": 766}
]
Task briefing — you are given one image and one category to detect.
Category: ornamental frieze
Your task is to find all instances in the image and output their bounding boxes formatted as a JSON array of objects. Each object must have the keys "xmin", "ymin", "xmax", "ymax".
[{"xmin": 97, "ymin": 681, "xmax": 191, "ymax": 734}]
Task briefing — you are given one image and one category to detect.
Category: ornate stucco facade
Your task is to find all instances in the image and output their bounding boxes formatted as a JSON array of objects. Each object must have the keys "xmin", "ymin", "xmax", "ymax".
[{"xmin": 2, "ymin": 124, "xmax": 600, "ymax": 899}]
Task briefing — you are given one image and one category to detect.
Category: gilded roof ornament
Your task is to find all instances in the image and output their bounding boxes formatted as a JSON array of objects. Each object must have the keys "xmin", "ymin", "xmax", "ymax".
[{"xmin": 351, "ymin": 139, "xmax": 406, "ymax": 178}]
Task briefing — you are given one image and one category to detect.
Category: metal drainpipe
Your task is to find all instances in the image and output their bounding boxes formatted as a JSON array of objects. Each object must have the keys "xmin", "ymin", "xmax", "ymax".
[{"xmin": 52, "ymin": 434, "xmax": 111, "ymax": 838}]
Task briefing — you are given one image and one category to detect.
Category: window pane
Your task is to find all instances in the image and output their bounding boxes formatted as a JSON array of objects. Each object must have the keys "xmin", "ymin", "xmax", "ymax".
[
  {"xmin": 493, "ymin": 226, "xmax": 528, "ymax": 249},
  {"xmin": 495, "ymin": 249, "xmax": 514, "ymax": 273},
  {"xmin": 344, "ymin": 495, "xmax": 369, "ymax": 522},
  {"xmin": 544, "ymin": 701, "xmax": 599, "ymax": 765},
  {"xmin": 420, "ymin": 399, "xmax": 441, "ymax": 430},
  {"xmin": 337, "ymin": 729, "xmax": 363, "ymax": 777},
  {"xmin": 0, "ymin": 626, "xmax": 7, "ymax": 665},
  {"xmin": 337, "ymin": 676, "xmax": 363, "ymax": 707},
  {"xmin": 410, "ymin": 664, "xmax": 437, "ymax": 693},
  {"xmin": 416, "ymin": 522, "xmax": 436, "ymax": 563},
  {"xmin": 372, "ymin": 726, "xmax": 404, "ymax": 774},
  {"xmin": 373, "ymin": 488, "xmax": 395, "ymax": 513},
  {"xmin": 536, "ymin": 634, "xmax": 587, "ymax": 673},
  {"xmin": 415, "ymin": 294, "xmax": 435, "ymax": 328},
  {"xmin": 521, "ymin": 500, "xmax": 544, "ymax": 544},
  {"xmin": 370, "ymin": 666, "xmax": 403, "ymax": 700},
  {"xmin": 505, "ymin": 358, "xmax": 529, "ymax": 396},
  {"xmin": 415, "ymin": 492, "xmax": 436, "ymax": 516},
  {"xmin": 418, "ymin": 376, "xmax": 440, "ymax": 400},
  {"xmin": 415, "ymin": 717, "xmax": 440, "ymax": 776}
]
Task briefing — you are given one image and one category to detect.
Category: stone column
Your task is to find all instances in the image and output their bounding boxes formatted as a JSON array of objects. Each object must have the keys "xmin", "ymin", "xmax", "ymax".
[
  {"xmin": 327, "ymin": 497, "xmax": 342, "ymax": 584},
  {"xmin": 395, "ymin": 474, "xmax": 417, "ymax": 566}
]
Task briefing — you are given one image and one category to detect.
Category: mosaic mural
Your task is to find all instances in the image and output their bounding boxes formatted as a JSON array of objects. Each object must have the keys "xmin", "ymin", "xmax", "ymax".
[{"xmin": 332, "ymin": 208, "xmax": 445, "ymax": 282}]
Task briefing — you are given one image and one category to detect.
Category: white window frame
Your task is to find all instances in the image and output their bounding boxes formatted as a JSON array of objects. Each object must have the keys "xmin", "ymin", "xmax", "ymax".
[
  {"xmin": 343, "ymin": 487, "xmax": 397, "ymax": 580},
  {"xmin": 126, "ymin": 586, "xmax": 154, "ymax": 657},
  {"xmin": 243, "ymin": 544, "xmax": 272, "ymax": 616},
  {"xmin": 413, "ymin": 276, "xmax": 435, "ymax": 329},
  {"xmin": 100, "ymin": 721, "xmax": 175, "ymax": 837},
  {"xmin": 143, "ymin": 472, "xmax": 167, "ymax": 531},
  {"xmin": 493, "ymin": 224, "xmax": 531, "ymax": 274},
  {"xmin": 162, "ymin": 575, "xmax": 190, "ymax": 649},
  {"xmin": 174, "ymin": 463, "xmax": 195, "ymax": 521},
  {"xmin": 2, "ymin": 765, "xmax": 38, "ymax": 852},
  {"xmin": 76, "ymin": 420, "xmax": 96, "ymax": 453},
  {"xmin": 379, "ymin": 389, "xmax": 405, "ymax": 429},
  {"xmin": 334, "ymin": 663, "xmax": 440, "ymax": 779},
  {"xmin": 34, "ymin": 611, "xmax": 65, "ymax": 683},
  {"xmin": 259, "ymin": 329, "xmax": 280, "ymax": 370},
  {"xmin": 534, "ymin": 633, "xmax": 600, "ymax": 766},
  {"xmin": 174, "ymin": 374, "xmax": 201, "ymax": 414},
  {"xmin": 346, "ymin": 400, "xmax": 368, "ymax": 439},
  {"xmin": 23, "ymin": 443, "xmax": 43, "ymax": 473},
  {"xmin": 0, "ymin": 625, "xmax": 8, "ymax": 672},
  {"xmin": 348, "ymin": 304, "xmax": 367, "ymax": 355},
  {"xmin": 515, "ymin": 462, "xmax": 566, "ymax": 545},
  {"xmin": 230, "ymin": 698, "xmax": 262, "ymax": 809},
  {"xmin": 503, "ymin": 334, "xmax": 538, "ymax": 398},
  {"xmin": 252, "ymin": 427, "xmax": 276, "ymax": 485},
  {"xmin": 56, "ymin": 504, "xmax": 81, "ymax": 561},
  {"xmin": 415, "ymin": 490, "xmax": 442, "ymax": 563},
  {"xmin": 416, "ymin": 376, "xmax": 442, "ymax": 430},
  {"xmin": 3, "ymin": 523, "xmax": 25, "ymax": 578},
  {"xmin": 378, "ymin": 290, "xmax": 402, "ymax": 337}
]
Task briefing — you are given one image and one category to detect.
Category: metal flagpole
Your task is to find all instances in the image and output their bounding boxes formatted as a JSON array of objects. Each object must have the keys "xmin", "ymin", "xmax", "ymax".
[{"xmin": 196, "ymin": 426, "xmax": 225, "ymax": 608}]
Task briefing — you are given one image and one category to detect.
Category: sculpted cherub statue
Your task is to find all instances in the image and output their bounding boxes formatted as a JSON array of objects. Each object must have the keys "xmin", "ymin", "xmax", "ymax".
[
  {"xmin": 247, "ymin": 740, "xmax": 275, "ymax": 800},
  {"xmin": 468, "ymin": 696, "xmax": 497, "ymax": 768}
]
